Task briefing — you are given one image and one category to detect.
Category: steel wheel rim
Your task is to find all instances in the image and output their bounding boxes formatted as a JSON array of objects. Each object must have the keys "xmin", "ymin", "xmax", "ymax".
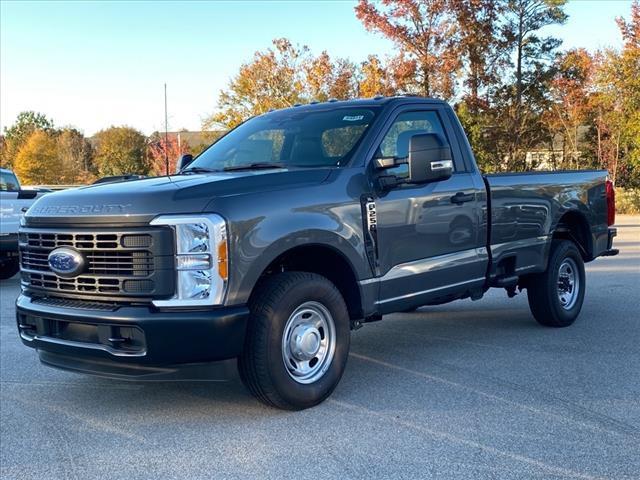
[
  {"xmin": 282, "ymin": 301, "xmax": 336, "ymax": 384},
  {"xmin": 557, "ymin": 258, "xmax": 580, "ymax": 310}
]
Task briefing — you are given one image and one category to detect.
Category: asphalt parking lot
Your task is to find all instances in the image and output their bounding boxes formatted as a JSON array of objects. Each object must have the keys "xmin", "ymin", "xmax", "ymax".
[{"xmin": 1, "ymin": 217, "xmax": 639, "ymax": 480}]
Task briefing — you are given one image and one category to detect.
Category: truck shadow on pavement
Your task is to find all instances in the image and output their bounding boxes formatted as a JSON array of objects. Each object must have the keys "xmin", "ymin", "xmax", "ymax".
[{"xmin": 66, "ymin": 302, "xmax": 542, "ymax": 414}]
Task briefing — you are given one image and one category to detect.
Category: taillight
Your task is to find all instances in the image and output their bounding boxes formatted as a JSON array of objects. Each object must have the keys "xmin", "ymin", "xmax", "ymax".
[{"xmin": 606, "ymin": 179, "xmax": 615, "ymax": 226}]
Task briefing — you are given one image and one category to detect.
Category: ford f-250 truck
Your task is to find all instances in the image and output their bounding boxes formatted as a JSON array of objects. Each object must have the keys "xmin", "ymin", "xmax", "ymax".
[{"xmin": 16, "ymin": 97, "xmax": 618, "ymax": 410}]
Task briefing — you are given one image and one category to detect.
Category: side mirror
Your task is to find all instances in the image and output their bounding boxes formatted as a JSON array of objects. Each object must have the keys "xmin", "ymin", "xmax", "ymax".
[
  {"xmin": 177, "ymin": 154, "xmax": 194, "ymax": 172},
  {"xmin": 17, "ymin": 189, "xmax": 38, "ymax": 200},
  {"xmin": 407, "ymin": 133, "xmax": 453, "ymax": 184}
]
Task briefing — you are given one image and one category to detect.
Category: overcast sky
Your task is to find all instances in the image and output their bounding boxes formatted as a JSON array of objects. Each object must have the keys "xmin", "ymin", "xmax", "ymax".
[{"xmin": 0, "ymin": 0, "xmax": 634, "ymax": 136}]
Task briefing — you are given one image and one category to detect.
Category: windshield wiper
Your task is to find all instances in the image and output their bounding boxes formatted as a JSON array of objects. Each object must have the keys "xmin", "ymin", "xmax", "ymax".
[
  {"xmin": 223, "ymin": 162, "xmax": 286, "ymax": 172},
  {"xmin": 179, "ymin": 166, "xmax": 220, "ymax": 175}
]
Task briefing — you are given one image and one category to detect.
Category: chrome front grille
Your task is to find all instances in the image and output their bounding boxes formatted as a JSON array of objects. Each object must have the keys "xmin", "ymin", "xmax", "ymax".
[
  {"xmin": 19, "ymin": 228, "xmax": 175, "ymax": 300},
  {"xmin": 23, "ymin": 232, "xmax": 152, "ymax": 250},
  {"xmin": 20, "ymin": 249, "xmax": 154, "ymax": 276}
]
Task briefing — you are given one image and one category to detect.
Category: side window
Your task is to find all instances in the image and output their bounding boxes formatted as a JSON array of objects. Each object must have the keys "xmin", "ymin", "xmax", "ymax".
[
  {"xmin": 378, "ymin": 110, "xmax": 448, "ymax": 179},
  {"xmin": 0, "ymin": 172, "xmax": 20, "ymax": 192}
]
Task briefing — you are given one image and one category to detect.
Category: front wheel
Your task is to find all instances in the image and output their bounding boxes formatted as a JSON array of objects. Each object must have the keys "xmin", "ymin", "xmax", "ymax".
[
  {"xmin": 526, "ymin": 240, "xmax": 586, "ymax": 327},
  {"xmin": 238, "ymin": 272, "xmax": 350, "ymax": 410}
]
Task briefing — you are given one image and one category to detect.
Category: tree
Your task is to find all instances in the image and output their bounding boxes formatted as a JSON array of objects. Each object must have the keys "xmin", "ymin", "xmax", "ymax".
[
  {"xmin": 359, "ymin": 55, "xmax": 395, "ymax": 97},
  {"xmin": 148, "ymin": 134, "xmax": 191, "ymax": 176},
  {"xmin": 546, "ymin": 49, "xmax": 595, "ymax": 169},
  {"xmin": 205, "ymin": 39, "xmax": 307, "ymax": 129},
  {"xmin": 206, "ymin": 39, "xmax": 363, "ymax": 129},
  {"xmin": 13, "ymin": 130, "xmax": 64, "ymax": 185},
  {"xmin": 355, "ymin": 0, "xmax": 460, "ymax": 99},
  {"xmin": 486, "ymin": 0, "xmax": 567, "ymax": 170},
  {"xmin": 93, "ymin": 126, "xmax": 149, "ymax": 176},
  {"xmin": 617, "ymin": 0, "xmax": 640, "ymax": 50},
  {"xmin": 0, "ymin": 136, "xmax": 7, "ymax": 168},
  {"xmin": 2, "ymin": 111, "xmax": 54, "ymax": 167},
  {"xmin": 358, "ymin": 54, "xmax": 417, "ymax": 97},
  {"xmin": 453, "ymin": 0, "xmax": 505, "ymax": 110},
  {"xmin": 505, "ymin": 0, "xmax": 567, "ymax": 109},
  {"xmin": 450, "ymin": 0, "xmax": 506, "ymax": 171},
  {"xmin": 57, "ymin": 128, "xmax": 95, "ymax": 183},
  {"xmin": 304, "ymin": 52, "xmax": 359, "ymax": 102},
  {"xmin": 590, "ymin": 1, "xmax": 640, "ymax": 186}
]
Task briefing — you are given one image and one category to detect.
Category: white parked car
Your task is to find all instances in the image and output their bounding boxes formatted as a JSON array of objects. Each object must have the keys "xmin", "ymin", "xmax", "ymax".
[{"xmin": 0, "ymin": 168, "xmax": 49, "ymax": 279}]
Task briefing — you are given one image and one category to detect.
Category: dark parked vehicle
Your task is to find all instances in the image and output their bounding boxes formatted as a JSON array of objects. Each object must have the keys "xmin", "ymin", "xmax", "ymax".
[{"xmin": 16, "ymin": 97, "xmax": 617, "ymax": 409}]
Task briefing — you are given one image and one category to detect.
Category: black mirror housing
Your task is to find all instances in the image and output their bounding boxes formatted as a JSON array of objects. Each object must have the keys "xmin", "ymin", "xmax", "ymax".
[
  {"xmin": 17, "ymin": 189, "xmax": 38, "ymax": 200},
  {"xmin": 177, "ymin": 154, "xmax": 194, "ymax": 172},
  {"xmin": 407, "ymin": 133, "xmax": 453, "ymax": 184}
]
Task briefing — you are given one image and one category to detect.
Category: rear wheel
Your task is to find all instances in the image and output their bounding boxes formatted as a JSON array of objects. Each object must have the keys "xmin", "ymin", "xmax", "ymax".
[
  {"xmin": 526, "ymin": 240, "xmax": 586, "ymax": 327},
  {"xmin": 238, "ymin": 272, "xmax": 350, "ymax": 410},
  {"xmin": 0, "ymin": 258, "xmax": 19, "ymax": 280}
]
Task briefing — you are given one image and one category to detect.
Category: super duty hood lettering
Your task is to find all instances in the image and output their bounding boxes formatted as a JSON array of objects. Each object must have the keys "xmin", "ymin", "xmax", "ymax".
[{"xmin": 31, "ymin": 204, "xmax": 132, "ymax": 215}]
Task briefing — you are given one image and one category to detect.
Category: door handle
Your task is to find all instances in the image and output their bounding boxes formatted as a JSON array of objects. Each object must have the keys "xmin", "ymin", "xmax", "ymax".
[{"xmin": 450, "ymin": 192, "xmax": 474, "ymax": 204}]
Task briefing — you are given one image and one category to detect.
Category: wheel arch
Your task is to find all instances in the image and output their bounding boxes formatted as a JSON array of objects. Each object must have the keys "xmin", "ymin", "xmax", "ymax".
[
  {"xmin": 552, "ymin": 210, "xmax": 593, "ymax": 261},
  {"xmin": 231, "ymin": 232, "xmax": 369, "ymax": 321},
  {"xmin": 252, "ymin": 243, "xmax": 364, "ymax": 321}
]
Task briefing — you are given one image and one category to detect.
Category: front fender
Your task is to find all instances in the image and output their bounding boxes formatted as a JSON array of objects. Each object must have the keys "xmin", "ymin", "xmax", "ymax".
[{"xmin": 226, "ymin": 210, "xmax": 370, "ymax": 306}]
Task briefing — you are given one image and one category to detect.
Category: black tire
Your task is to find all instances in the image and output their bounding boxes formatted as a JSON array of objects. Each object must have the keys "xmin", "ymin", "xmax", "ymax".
[
  {"xmin": 238, "ymin": 272, "xmax": 350, "ymax": 410},
  {"xmin": 526, "ymin": 239, "xmax": 586, "ymax": 327},
  {"xmin": 0, "ymin": 258, "xmax": 19, "ymax": 280}
]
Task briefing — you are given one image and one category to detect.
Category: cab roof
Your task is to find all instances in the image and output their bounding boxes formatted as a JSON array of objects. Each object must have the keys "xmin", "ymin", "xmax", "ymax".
[{"xmin": 269, "ymin": 95, "xmax": 448, "ymax": 115}]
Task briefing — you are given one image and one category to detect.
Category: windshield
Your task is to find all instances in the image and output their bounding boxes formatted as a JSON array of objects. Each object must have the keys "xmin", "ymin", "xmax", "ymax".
[{"xmin": 188, "ymin": 107, "xmax": 379, "ymax": 171}]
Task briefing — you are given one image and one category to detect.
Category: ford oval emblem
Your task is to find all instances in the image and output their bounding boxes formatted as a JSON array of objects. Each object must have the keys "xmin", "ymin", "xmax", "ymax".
[{"xmin": 47, "ymin": 247, "xmax": 86, "ymax": 278}]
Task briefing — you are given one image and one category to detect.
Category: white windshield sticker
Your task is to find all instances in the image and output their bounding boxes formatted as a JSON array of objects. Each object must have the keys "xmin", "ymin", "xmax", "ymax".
[{"xmin": 343, "ymin": 115, "xmax": 364, "ymax": 121}]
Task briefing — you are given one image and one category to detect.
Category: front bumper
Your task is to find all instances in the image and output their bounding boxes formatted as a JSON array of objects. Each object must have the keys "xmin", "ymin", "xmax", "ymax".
[{"xmin": 16, "ymin": 294, "xmax": 249, "ymax": 379}]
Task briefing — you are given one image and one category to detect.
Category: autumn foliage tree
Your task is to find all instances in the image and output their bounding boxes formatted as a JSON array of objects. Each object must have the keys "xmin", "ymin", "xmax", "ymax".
[
  {"xmin": 355, "ymin": 0, "xmax": 460, "ymax": 99},
  {"xmin": 546, "ymin": 49, "xmax": 595, "ymax": 169},
  {"xmin": 590, "ymin": 1, "xmax": 640, "ymax": 185},
  {"xmin": 2, "ymin": 111, "xmax": 54, "ymax": 168},
  {"xmin": 206, "ymin": 39, "xmax": 305, "ymax": 129},
  {"xmin": 148, "ymin": 135, "xmax": 191, "ymax": 176},
  {"xmin": 93, "ymin": 126, "xmax": 149, "ymax": 177},
  {"xmin": 453, "ymin": 0, "xmax": 505, "ymax": 109},
  {"xmin": 57, "ymin": 128, "xmax": 96, "ymax": 183},
  {"xmin": 206, "ymin": 39, "xmax": 361, "ymax": 129},
  {"xmin": 13, "ymin": 130, "xmax": 65, "ymax": 184}
]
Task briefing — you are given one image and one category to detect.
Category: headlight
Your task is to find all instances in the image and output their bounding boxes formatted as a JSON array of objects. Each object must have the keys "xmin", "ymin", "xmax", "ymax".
[{"xmin": 150, "ymin": 214, "xmax": 228, "ymax": 307}]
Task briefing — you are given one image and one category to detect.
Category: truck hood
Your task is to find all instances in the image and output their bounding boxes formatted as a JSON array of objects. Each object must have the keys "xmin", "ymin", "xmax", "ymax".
[{"xmin": 24, "ymin": 168, "xmax": 331, "ymax": 226}]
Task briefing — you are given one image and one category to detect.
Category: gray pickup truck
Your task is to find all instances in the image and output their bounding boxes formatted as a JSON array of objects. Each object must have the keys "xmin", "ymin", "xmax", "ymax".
[{"xmin": 16, "ymin": 97, "xmax": 617, "ymax": 409}]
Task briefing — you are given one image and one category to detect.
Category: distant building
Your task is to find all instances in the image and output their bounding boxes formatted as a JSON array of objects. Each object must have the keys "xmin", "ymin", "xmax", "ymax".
[{"xmin": 525, "ymin": 126, "xmax": 591, "ymax": 171}]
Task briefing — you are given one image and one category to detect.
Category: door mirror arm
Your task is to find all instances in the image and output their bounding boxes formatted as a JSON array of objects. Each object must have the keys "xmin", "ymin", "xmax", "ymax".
[
  {"xmin": 376, "ymin": 174, "xmax": 404, "ymax": 190},
  {"xmin": 373, "ymin": 156, "xmax": 408, "ymax": 190},
  {"xmin": 373, "ymin": 155, "xmax": 407, "ymax": 170}
]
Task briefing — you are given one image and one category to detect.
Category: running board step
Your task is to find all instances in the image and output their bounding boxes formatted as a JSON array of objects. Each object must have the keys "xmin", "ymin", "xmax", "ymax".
[{"xmin": 490, "ymin": 275, "xmax": 519, "ymax": 289}]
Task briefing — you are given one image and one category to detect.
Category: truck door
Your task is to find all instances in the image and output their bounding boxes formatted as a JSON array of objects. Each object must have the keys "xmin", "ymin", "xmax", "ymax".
[{"xmin": 370, "ymin": 107, "xmax": 487, "ymax": 313}]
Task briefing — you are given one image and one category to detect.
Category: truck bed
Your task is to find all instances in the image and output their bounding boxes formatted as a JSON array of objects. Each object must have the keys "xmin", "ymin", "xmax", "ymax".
[{"xmin": 485, "ymin": 170, "xmax": 611, "ymax": 278}]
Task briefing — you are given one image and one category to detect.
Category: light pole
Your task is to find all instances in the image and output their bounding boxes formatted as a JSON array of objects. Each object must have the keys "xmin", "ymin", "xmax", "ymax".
[{"xmin": 164, "ymin": 83, "xmax": 169, "ymax": 176}]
